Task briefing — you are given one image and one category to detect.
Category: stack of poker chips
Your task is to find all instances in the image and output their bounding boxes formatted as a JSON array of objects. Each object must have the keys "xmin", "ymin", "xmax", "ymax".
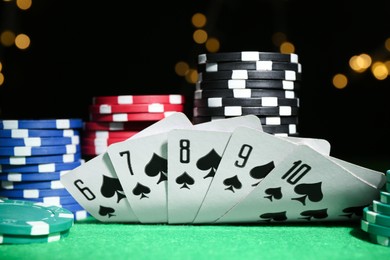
[
  {"xmin": 360, "ymin": 170, "xmax": 390, "ymax": 246},
  {"xmin": 82, "ymin": 94, "xmax": 186, "ymax": 158},
  {"xmin": 0, "ymin": 199, "xmax": 74, "ymax": 244},
  {"xmin": 193, "ymin": 51, "xmax": 301, "ymax": 136},
  {"xmin": 0, "ymin": 119, "xmax": 89, "ymax": 221}
]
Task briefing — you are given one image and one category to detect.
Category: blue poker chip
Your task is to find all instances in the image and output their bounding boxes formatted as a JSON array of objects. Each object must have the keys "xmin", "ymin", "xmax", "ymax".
[
  {"xmin": 0, "ymin": 119, "xmax": 83, "ymax": 130},
  {"xmin": 0, "ymin": 152, "xmax": 82, "ymax": 165},
  {"xmin": 0, "ymin": 136, "xmax": 80, "ymax": 147},
  {"xmin": 0, "ymin": 144, "xmax": 80, "ymax": 156},
  {"xmin": 0, "ymin": 187, "xmax": 71, "ymax": 198},
  {"xmin": 61, "ymin": 202, "xmax": 85, "ymax": 213},
  {"xmin": 0, "ymin": 129, "xmax": 80, "ymax": 138},
  {"xmin": 0, "ymin": 195, "xmax": 78, "ymax": 206},
  {"xmin": 0, "ymin": 171, "xmax": 67, "ymax": 182},
  {"xmin": 1, "ymin": 180, "xmax": 65, "ymax": 190},
  {"xmin": 0, "ymin": 160, "xmax": 84, "ymax": 173}
]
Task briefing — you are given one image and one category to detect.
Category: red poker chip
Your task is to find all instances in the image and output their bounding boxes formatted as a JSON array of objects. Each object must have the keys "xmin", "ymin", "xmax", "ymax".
[
  {"xmin": 89, "ymin": 103, "xmax": 184, "ymax": 114},
  {"xmin": 89, "ymin": 112, "xmax": 177, "ymax": 122},
  {"xmin": 83, "ymin": 121, "xmax": 153, "ymax": 131},
  {"xmin": 92, "ymin": 95, "xmax": 185, "ymax": 105},
  {"xmin": 82, "ymin": 130, "xmax": 139, "ymax": 139},
  {"xmin": 82, "ymin": 137, "xmax": 126, "ymax": 146},
  {"xmin": 81, "ymin": 145, "xmax": 108, "ymax": 156}
]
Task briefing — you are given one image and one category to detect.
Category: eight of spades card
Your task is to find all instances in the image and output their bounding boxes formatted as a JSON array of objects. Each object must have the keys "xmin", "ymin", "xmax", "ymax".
[
  {"xmin": 167, "ymin": 115, "xmax": 263, "ymax": 224},
  {"xmin": 216, "ymin": 144, "xmax": 386, "ymax": 223},
  {"xmin": 60, "ymin": 112, "xmax": 193, "ymax": 222},
  {"xmin": 193, "ymin": 126, "xmax": 301, "ymax": 224}
]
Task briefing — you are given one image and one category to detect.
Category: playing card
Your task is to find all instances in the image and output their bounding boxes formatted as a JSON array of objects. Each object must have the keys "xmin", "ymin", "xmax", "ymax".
[
  {"xmin": 193, "ymin": 126, "xmax": 299, "ymax": 224},
  {"xmin": 60, "ymin": 112, "xmax": 192, "ymax": 222},
  {"xmin": 167, "ymin": 115, "xmax": 263, "ymax": 224},
  {"xmin": 279, "ymin": 136, "xmax": 331, "ymax": 155},
  {"xmin": 216, "ymin": 144, "xmax": 386, "ymax": 223}
]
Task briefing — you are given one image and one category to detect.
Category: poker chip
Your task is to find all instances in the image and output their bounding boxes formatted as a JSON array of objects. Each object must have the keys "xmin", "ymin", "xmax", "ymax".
[
  {"xmin": 363, "ymin": 206, "xmax": 390, "ymax": 228},
  {"xmin": 0, "ymin": 119, "xmax": 83, "ymax": 130},
  {"xmin": 81, "ymin": 145, "xmax": 108, "ymax": 156},
  {"xmin": 380, "ymin": 190, "xmax": 390, "ymax": 204},
  {"xmin": 196, "ymin": 79, "xmax": 300, "ymax": 90},
  {"xmin": 0, "ymin": 199, "xmax": 74, "ymax": 236},
  {"xmin": 193, "ymin": 97, "xmax": 299, "ymax": 108},
  {"xmin": 193, "ymin": 106, "xmax": 299, "ymax": 117},
  {"xmin": 0, "ymin": 144, "xmax": 80, "ymax": 156},
  {"xmin": 89, "ymin": 103, "xmax": 184, "ymax": 114},
  {"xmin": 83, "ymin": 130, "xmax": 138, "ymax": 139},
  {"xmin": 194, "ymin": 89, "xmax": 296, "ymax": 99},
  {"xmin": 191, "ymin": 116, "xmax": 299, "ymax": 126},
  {"xmin": 0, "ymin": 188, "xmax": 71, "ymax": 198},
  {"xmin": 11, "ymin": 195, "xmax": 78, "ymax": 206},
  {"xmin": 0, "ymin": 129, "xmax": 79, "ymax": 138},
  {"xmin": 0, "ymin": 136, "xmax": 80, "ymax": 147},
  {"xmin": 82, "ymin": 137, "xmax": 127, "ymax": 147},
  {"xmin": 0, "ymin": 230, "xmax": 69, "ymax": 244},
  {"xmin": 361, "ymin": 219, "xmax": 390, "ymax": 237},
  {"xmin": 0, "ymin": 153, "xmax": 82, "ymax": 165},
  {"xmin": 1, "ymin": 180, "xmax": 65, "ymax": 190},
  {"xmin": 90, "ymin": 112, "xmax": 178, "ymax": 122},
  {"xmin": 198, "ymin": 52, "xmax": 299, "ymax": 64},
  {"xmin": 199, "ymin": 70, "xmax": 301, "ymax": 81},
  {"xmin": 198, "ymin": 60, "xmax": 302, "ymax": 73},
  {"xmin": 0, "ymin": 171, "xmax": 67, "ymax": 182},
  {"xmin": 368, "ymin": 233, "xmax": 390, "ymax": 247},
  {"xmin": 73, "ymin": 210, "xmax": 89, "ymax": 221},
  {"xmin": 372, "ymin": 200, "xmax": 390, "ymax": 215},
  {"xmin": 92, "ymin": 94, "xmax": 185, "ymax": 105},
  {"xmin": 0, "ymin": 160, "xmax": 84, "ymax": 173},
  {"xmin": 262, "ymin": 124, "xmax": 297, "ymax": 135},
  {"xmin": 83, "ymin": 121, "xmax": 153, "ymax": 131}
]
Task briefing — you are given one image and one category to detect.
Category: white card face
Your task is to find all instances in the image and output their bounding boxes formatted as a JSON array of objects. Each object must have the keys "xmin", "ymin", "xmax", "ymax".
[
  {"xmin": 217, "ymin": 145, "xmax": 383, "ymax": 223},
  {"xmin": 328, "ymin": 156, "xmax": 385, "ymax": 189},
  {"xmin": 60, "ymin": 153, "xmax": 139, "ymax": 222},
  {"xmin": 193, "ymin": 126, "xmax": 298, "ymax": 223},
  {"xmin": 278, "ymin": 136, "xmax": 331, "ymax": 155},
  {"xmin": 60, "ymin": 112, "xmax": 192, "ymax": 222},
  {"xmin": 167, "ymin": 129, "xmax": 232, "ymax": 224}
]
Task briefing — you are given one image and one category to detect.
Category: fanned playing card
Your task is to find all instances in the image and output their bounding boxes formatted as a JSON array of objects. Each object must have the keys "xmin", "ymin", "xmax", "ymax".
[
  {"xmin": 216, "ymin": 145, "xmax": 386, "ymax": 223},
  {"xmin": 193, "ymin": 126, "xmax": 299, "ymax": 224},
  {"xmin": 60, "ymin": 112, "xmax": 192, "ymax": 222},
  {"xmin": 167, "ymin": 115, "xmax": 263, "ymax": 224}
]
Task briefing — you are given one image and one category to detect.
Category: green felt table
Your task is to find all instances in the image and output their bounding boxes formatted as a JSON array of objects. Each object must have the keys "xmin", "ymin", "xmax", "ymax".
[{"xmin": 1, "ymin": 156, "xmax": 390, "ymax": 259}]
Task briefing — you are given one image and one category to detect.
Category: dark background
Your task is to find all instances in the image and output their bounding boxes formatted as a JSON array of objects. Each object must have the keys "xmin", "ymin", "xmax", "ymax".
[{"xmin": 0, "ymin": 1, "xmax": 389, "ymax": 165}]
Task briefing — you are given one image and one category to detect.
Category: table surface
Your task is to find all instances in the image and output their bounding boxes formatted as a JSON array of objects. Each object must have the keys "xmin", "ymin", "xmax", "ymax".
[{"xmin": 1, "ymin": 156, "xmax": 390, "ymax": 259}]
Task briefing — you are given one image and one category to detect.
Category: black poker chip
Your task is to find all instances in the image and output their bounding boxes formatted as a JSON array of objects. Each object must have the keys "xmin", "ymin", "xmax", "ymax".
[
  {"xmin": 198, "ymin": 52, "xmax": 299, "ymax": 64},
  {"xmin": 196, "ymin": 79, "xmax": 300, "ymax": 91},
  {"xmin": 198, "ymin": 61, "xmax": 302, "ymax": 73},
  {"xmin": 262, "ymin": 124, "xmax": 298, "ymax": 134},
  {"xmin": 193, "ymin": 106, "xmax": 299, "ymax": 117},
  {"xmin": 192, "ymin": 116, "xmax": 299, "ymax": 126},
  {"xmin": 193, "ymin": 97, "xmax": 299, "ymax": 108},
  {"xmin": 194, "ymin": 89, "xmax": 297, "ymax": 99},
  {"xmin": 199, "ymin": 70, "xmax": 301, "ymax": 81}
]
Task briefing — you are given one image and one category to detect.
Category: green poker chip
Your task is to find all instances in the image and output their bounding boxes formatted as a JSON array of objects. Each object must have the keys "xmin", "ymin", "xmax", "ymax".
[
  {"xmin": 0, "ymin": 199, "xmax": 74, "ymax": 236},
  {"xmin": 369, "ymin": 233, "xmax": 390, "ymax": 247},
  {"xmin": 361, "ymin": 219, "xmax": 390, "ymax": 237},
  {"xmin": 0, "ymin": 230, "xmax": 69, "ymax": 244},
  {"xmin": 372, "ymin": 200, "xmax": 390, "ymax": 216},
  {"xmin": 380, "ymin": 190, "xmax": 390, "ymax": 204},
  {"xmin": 363, "ymin": 206, "xmax": 390, "ymax": 227},
  {"xmin": 386, "ymin": 170, "xmax": 390, "ymax": 182}
]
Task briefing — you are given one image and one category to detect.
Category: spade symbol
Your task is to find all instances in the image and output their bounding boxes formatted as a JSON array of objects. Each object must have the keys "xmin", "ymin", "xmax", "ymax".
[
  {"xmin": 223, "ymin": 175, "xmax": 242, "ymax": 193},
  {"xmin": 259, "ymin": 211, "xmax": 287, "ymax": 222},
  {"xmin": 100, "ymin": 175, "xmax": 126, "ymax": 203},
  {"xmin": 196, "ymin": 149, "xmax": 222, "ymax": 179},
  {"xmin": 176, "ymin": 172, "xmax": 195, "ymax": 189},
  {"xmin": 264, "ymin": 187, "xmax": 282, "ymax": 201},
  {"xmin": 99, "ymin": 205, "xmax": 116, "ymax": 218},
  {"xmin": 249, "ymin": 161, "xmax": 275, "ymax": 186},
  {"xmin": 132, "ymin": 182, "xmax": 151, "ymax": 199},
  {"xmin": 144, "ymin": 153, "xmax": 167, "ymax": 184},
  {"xmin": 340, "ymin": 205, "xmax": 366, "ymax": 218},
  {"xmin": 299, "ymin": 209, "xmax": 328, "ymax": 221},
  {"xmin": 291, "ymin": 182, "xmax": 323, "ymax": 205}
]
